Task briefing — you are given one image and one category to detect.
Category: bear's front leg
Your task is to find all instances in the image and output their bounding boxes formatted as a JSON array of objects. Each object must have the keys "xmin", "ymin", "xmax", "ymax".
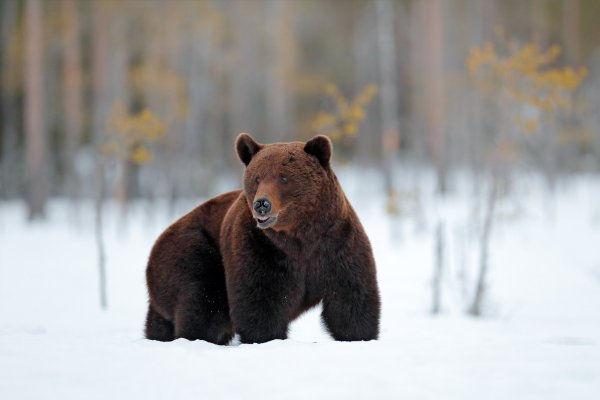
[
  {"xmin": 321, "ymin": 250, "xmax": 381, "ymax": 341},
  {"xmin": 227, "ymin": 254, "xmax": 299, "ymax": 344}
]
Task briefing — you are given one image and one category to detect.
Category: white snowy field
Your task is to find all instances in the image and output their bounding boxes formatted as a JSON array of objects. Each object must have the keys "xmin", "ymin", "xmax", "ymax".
[{"xmin": 1, "ymin": 171, "xmax": 600, "ymax": 399}]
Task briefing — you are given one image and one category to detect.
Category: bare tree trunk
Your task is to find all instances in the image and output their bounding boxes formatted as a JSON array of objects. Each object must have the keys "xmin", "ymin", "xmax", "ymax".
[
  {"xmin": 168, "ymin": 6, "xmax": 187, "ymax": 214},
  {"xmin": 562, "ymin": 0, "xmax": 581, "ymax": 65},
  {"xmin": 182, "ymin": 6, "xmax": 204, "ymax": 198},
  {"xmin": 109, "ymin": 12, "xmax": 131, "ymax": 215},
  {"xmin": 531, "ymin": 0, "xmax": 557, "ymax": 189},
  {"xmin": 94, "ymin": 158, "xmax": 107, "ymax": 310},
  {"xmin": 353, "ymin": 1, "xmax": 379, "ymax": 161},
  {"xmin": 265, "ymin": 0, "xmax": 296, "ymax": 142},
  {"xmin": 62, "ymin": 0, "xmax": 83, "ymax": 200},
  {"xmin": 1, "ymin": 0, "xmax": 20, "ymax": 199},
  {"xmin": 375, "ymin": 0, "xmax": 400, "ymax": 208},
  {"xmin": 431, "ymin": 220, "xmax": 444, "ymax": 314},
  {"xmin": 92, "ymin": 0, "xmax": 109, "ymax": 310},
  {"xmin": 465, "ymin": 0, "xmax": 494, "ymax": 195},
  {"xmin": 231, "ymin": 1, "xmax": 261, "ymax": 140},
  {"xmin": 468, "ymin": 173, "xmax": 499, "ymax": 316},
  {"xmin": 423, "ymin": 0, "xmax": 447, "ymax": 194},
  {"xmin": 531, "ymin": 0, "xmax": 549, "ymax": 48},
  {"xmin": 187, "ymin": 11, "xmax": 219, "ymax": 197},
  {"xmin": 24, "ymin": 0, "xmax": 47, "ymax": 220},
  {"xmin": 408, "ymin": 0, "xmax": 427, "ymax": 164}
]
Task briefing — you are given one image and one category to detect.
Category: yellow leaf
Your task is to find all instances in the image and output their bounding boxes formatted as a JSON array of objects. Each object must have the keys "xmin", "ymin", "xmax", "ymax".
[{"xmin": 130, "ymin": 145, "xmax": 154, "ymax": 165}]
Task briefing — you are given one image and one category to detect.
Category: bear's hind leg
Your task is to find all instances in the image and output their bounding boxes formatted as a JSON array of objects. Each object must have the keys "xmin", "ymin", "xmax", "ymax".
[
  {"xmin": 174, "ymin": 283, "xmax": 233, "ymax": 345},
  {"xmin": 145, "ymin": 305, "xmax": 175, "ymax": 341}
]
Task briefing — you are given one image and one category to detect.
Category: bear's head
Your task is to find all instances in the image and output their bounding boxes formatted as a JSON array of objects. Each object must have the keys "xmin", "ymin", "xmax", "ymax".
[{"xmin": 235, "ymin": 133, "xmax": 334, "ymax": 232}]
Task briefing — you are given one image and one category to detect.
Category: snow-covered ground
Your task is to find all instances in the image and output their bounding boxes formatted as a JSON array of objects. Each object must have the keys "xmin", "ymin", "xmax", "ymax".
[{"xmin": 1, "ymin": 171, "xmax": 599, "ymax": 399}]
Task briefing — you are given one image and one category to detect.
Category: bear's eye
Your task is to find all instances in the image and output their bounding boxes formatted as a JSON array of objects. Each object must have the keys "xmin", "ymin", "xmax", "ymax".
[
  {"xmin": 255, "ymin": 176, "xmax": 260, "ymax": 184},
  {"xmin": 279, "ymin": 175, "xmax": 288, "ymax": 184}
]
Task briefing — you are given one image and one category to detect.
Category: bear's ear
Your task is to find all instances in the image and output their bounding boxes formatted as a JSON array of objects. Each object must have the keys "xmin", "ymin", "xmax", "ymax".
[
  {"xmin": 235, "ymin": 133, "xmax": 262, "ymax": 166},
  {"xmin": 304, "ymin": 135, "xmax": 332, "ymax": 168}
]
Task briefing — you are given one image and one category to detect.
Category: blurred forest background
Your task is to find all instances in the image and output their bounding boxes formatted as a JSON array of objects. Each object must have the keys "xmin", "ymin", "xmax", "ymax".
[
  {"xmin": 1, "ymin": 0, "xmax": 599, "ymax": 219},
  {"xmin": 3, "ymin": 5, "xmax": 600, "ymax": 389}
]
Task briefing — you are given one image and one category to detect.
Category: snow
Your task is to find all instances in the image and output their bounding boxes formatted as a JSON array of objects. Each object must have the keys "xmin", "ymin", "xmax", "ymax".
[{"xmin": 1, "ymin": 172, "xmax": 599, "ymax": 399}]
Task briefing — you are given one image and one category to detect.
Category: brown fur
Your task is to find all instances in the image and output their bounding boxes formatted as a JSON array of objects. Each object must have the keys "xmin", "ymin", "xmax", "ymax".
[
  {"xmin": 145, "ymin": 134, "xmax": 380, "ymax": 344},
  {"xmin": 145, "ymin": 190, "xmax": 239, "ymax": 344}
]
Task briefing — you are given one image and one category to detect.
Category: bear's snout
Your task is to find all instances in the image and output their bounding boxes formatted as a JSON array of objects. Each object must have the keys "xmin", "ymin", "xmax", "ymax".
[
  {"xmin": 253, "ymin": 197, "xmax": 278, "ymax": 229},
  {"xmin": 253, "ymin": 198, "xmax": 272, "ymax": 216}
]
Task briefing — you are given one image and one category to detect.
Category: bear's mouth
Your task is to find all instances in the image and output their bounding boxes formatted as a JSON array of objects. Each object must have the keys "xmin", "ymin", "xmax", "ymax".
[{"xmin": 255, "ymin": 215, "xmax": 277, "ymax": 229}]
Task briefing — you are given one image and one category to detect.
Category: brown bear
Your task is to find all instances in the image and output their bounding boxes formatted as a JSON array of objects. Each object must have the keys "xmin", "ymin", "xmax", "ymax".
[{"xmin": 145, "ymin": 133, "xmax": 380, "ymax": 344}]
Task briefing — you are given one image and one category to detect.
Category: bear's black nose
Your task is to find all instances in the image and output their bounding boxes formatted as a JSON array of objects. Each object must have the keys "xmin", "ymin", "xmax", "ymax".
[{"xmin": 253, "ymin": 198, "xmax": 272, "ymax": 215}]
